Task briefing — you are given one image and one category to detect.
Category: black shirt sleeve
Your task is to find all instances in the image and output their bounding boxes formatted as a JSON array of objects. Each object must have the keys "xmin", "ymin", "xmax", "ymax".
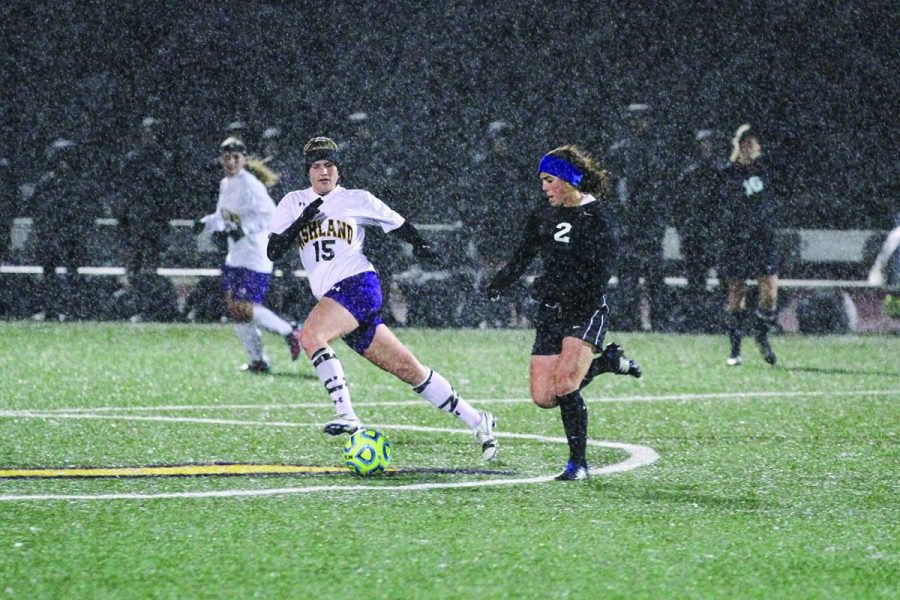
[{"xmin": 489, "ymin": 209, "xmax": 541, "ymax": 291}]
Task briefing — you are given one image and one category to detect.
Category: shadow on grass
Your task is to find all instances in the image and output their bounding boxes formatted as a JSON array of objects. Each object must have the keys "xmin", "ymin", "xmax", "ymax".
[{"xmin": 783, "ymin": 366, "xmax": 900, "ymax": 377}]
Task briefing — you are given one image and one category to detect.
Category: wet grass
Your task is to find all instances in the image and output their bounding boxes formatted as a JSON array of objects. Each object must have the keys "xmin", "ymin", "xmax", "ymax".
[{"xmin": 0, "ymin": 322, "xmax": 898, "ymax": 599}]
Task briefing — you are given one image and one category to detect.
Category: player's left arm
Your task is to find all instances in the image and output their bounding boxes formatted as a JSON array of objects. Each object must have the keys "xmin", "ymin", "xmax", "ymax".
[{"xmin": 391, "ymin": 221, "xmax": 441, "ymax": 265}]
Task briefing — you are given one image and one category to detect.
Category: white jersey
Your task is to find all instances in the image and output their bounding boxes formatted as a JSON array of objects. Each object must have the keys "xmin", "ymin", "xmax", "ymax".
[
  {"xmin": 201, "ymin": 169, "xmax": 276, "ymax": 273},
  {"xmin": 270, "ymin": 185, "xmax": 405, "ymax": 299}
]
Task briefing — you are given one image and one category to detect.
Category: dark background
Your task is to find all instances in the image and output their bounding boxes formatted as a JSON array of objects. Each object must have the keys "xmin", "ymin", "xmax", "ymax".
[{"xmin": 1, "ymin": 0, "xmax": 897, "ymax": 227}]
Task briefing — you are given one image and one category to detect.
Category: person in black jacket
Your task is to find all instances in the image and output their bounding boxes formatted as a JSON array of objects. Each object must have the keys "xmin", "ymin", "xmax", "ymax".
[
  {"xmin": 487, "ymin": 145, "xmax": 641, "ymax": 481},
  {"xmin": 31, "ymin": 138, "xmax": 97, "ymax": 320},
  {"xmin": 672, "ymin": 128, "xmax": 727, "ymax": 331},
  {"xmin": 719, "ymin": 124, "xmax": 779, "ymax": 366},
  {"xmin": 115, "ymin": 116, "xmax": 176, "ymax": 275}
]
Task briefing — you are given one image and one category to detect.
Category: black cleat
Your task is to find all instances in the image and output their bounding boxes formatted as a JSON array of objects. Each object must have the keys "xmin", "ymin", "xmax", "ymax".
[
  {"xmin": 555, "ymin": 461, "xmax": 590, "ymax": 481},
  {"xmin": 601, "ymin": 343, "xmax": 642, "ymax": 378},
  {"xmin": 239, "ymin": 359, "xmax": 271, "ymax": 374},
  {"xmin": 754, "ymin": 334, "xmax": 777, "ymax": 365}
]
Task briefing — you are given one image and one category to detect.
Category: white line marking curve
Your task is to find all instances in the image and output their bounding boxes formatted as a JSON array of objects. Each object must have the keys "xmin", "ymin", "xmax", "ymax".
[{"xmin": 0, "ymin": 413, "xmax": 659, "ymax": 502}]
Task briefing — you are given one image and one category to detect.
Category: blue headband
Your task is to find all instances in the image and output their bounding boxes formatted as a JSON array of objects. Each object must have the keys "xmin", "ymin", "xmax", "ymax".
[{"xmin": 538, "ymin": 155, "xmax": 584, "ymax": 187}]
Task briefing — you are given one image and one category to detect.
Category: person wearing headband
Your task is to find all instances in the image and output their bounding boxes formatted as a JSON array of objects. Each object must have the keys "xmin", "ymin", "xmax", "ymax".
[
  {"xmin": 267, "ymin": 136, "xmax": 498, "ymax": 461},
  {"xmin": 719, "ymin": 124, "xmax": 779, "ymax": 366},
  {"xmin": 196, "ymin": 136, "xmax": 301, "ymax": 373},
  {"xmin": 486, "ymin": 145, "xmax": 642, "ymax": 481}
]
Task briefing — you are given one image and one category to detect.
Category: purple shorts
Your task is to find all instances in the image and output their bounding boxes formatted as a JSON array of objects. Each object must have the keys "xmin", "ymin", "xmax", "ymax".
[
  {"xmin": 325, "ymin": 271, "xmax": 384, "ymax": 355},
  {"xmin": 221, "ymin": 265, "xmax": 271, "ymax": 304}
]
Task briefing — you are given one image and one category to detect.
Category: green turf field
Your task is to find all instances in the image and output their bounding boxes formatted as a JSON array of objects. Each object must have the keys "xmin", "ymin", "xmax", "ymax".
[{"xmin": 0, "ymin": 322, "xmax": 897, "ymax": 599}]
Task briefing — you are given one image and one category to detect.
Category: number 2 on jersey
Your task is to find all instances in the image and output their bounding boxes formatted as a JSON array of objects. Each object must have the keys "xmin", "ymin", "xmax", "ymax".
[
  {"xmin": 554, "ymin": 223, "xmax": 572, "ymax": 243},
  {"xmin": 313, "ymin": 239, "xmax": 335, "ymax": 261}
]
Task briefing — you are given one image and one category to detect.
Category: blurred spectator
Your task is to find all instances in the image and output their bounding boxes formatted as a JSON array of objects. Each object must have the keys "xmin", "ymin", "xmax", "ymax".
[
  {"xmin": 607, "ymin": 103, "xmax": 670, "ymax": 331},
  {"xmin": 719, "ymin": 124, "xmax": 779, "ymax": 367},
  {"xmin": 339, "ymin": 111, "xmax": 405, "ymax": 325},
  {"xmin": 31, "ymin": 138, "xmax": 98, "ymax": 320},
  {"xmin": 0, "ymin": 155, "xmax": 17, "ymax": 263},
  {"xmin": 672, "ymin": 128, "xmax": 728, "ymax": 331},
  {"xmin": 115, "ymin": 116, "xmax": 177, "ymax": 274},
  {"xmin": 468, "ymin": 119, "xmax": 532, "ymax": 327},
  {"xmin": 260, "ymin": 126, "xmax": 303, "ymax": 201}
]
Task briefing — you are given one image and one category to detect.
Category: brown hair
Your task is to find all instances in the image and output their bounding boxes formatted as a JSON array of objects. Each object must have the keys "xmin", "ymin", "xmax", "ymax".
[{"xmin": 545, "ymin": 145, "xmax": 609, "ymax": 197}]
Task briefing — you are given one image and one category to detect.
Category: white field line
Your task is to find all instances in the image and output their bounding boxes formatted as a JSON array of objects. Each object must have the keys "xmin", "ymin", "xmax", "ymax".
[
  {"xmin": 2, "ymin": 388, "xmax": 897, "ymax": 417},
  {"xmin": 0, "ymin": 413, "xmax": 658, "ymax": 502}
]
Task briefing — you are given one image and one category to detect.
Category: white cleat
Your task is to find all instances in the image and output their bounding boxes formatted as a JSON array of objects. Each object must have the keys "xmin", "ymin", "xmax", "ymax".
[
  {"xmin": 323, "ymin": 414, "xmax": 363, "ymax": 436},
  {"xmin": 474, "ymin": 410, "xmax": 498, "ymax": 461},
  {"xmin": 726, "ymin": 355, "xmax": 743, "ymax": 367}
]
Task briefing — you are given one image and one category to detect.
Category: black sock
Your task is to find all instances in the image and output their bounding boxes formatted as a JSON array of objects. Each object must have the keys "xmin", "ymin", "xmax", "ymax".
[
  {"xmin": 557, "ymin": 391, "xmax": 588, "ymax": 466},
  {"xmin": 725, "ymin": 310, "xmax": 746, "ymax": 357},
  {"xmin": 754, "ymin": 308, "xmax": 776, "ymax": 337}
]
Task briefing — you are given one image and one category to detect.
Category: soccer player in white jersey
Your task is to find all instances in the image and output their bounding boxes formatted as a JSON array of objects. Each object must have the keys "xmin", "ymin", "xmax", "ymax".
[
  {"xmin": 198, "ymin": 137, "xmax": 302, "ymax": 373},
  {"xmin": 268, "ymin": 137, "xmax": 497, "ymax": 461}
]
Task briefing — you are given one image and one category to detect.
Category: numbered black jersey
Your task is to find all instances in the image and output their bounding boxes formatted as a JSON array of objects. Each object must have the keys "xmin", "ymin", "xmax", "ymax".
[
  {"xmin": 492, "ymin": 195, "xmax": 618, "ymax": 309},
  {"xmin": 719, "ymin": 161, "xmax": 777, "ymax": 245}
]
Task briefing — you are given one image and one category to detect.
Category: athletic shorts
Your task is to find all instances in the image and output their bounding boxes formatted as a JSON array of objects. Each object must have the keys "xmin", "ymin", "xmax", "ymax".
[
  {"xmin": 324, "ymin": 271, "xmax": 384, "ymax": 355},
  {"xmin": 221, "ymin": 265, "xmax": 270, "ymax": 304},
  {"xmin": 531, "ymin": 298, "xmax": 609, "ymax": 356},
  {"xmin": 719, "ymin": 238, "xmax": 779, "ymax": 280}
]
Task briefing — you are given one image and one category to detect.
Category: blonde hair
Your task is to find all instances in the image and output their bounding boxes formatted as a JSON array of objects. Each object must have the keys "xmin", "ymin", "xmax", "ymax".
[
  {"xmin": 245, "ymin": 157, "xmax": 279, "ymax": 189},
  {"xmin": 729, "ymin": 123, "xmax": 753, "ymax": 163}
]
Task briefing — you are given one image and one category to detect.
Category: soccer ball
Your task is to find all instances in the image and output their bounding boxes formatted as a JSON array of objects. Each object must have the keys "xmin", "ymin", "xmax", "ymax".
[{"xmin": 343, "ymin": 429, "xmax": 391, "ymax": 476}]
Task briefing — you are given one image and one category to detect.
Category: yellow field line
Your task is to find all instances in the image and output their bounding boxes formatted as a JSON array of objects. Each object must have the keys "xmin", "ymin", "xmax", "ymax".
[{"xmin": 0, "ymin": 464, "xmax": 352, "ymax": 478}]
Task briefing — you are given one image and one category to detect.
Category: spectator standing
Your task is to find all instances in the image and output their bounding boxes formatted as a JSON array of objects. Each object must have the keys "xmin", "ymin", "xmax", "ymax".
[
  {"xmin": 672, "ymin": 128, "xmax": 727, "ymax": 331},
  {"xmin": 607, "ymin": 103, "xmax": 670, "ymax": 331},
  {"xmin": 260, "ymin": 126, "xmax": 303, "ymax": 202},
  {"xmin": 30, "ymin": 138, "xmax": 97, "ymax": 320},
  {"xmin": 469, "ymin": 120, "xmax": 533, "ymax": 328},
  {"xmin": 115, "ymin": 116, "xmax": 177, "ymax": 275},
  {"xmin": 339, "ymin": 112, "xmax": 405, "ymax": 325}
]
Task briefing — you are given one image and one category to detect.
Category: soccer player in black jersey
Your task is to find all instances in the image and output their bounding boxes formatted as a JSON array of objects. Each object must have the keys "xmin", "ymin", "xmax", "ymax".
[
  {"xmin": 719, "ymin": 124, "xmax": 778, "ymax": 366},
  {"xmin": 487, "ymin": 145, "xmax": 641, "ymax": 481}
]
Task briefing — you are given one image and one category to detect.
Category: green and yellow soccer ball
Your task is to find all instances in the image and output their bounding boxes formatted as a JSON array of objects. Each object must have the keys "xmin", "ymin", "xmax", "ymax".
[{"xmin": 343, "ymin": 429, "xmax": 391, "ymax": 476}]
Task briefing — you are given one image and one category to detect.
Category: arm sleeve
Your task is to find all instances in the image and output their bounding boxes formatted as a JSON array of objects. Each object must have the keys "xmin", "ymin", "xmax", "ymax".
[
  {"xmin": 392, "ymin": 221, "xmax": 429, "ymax": 248},
  {"xmin": 489, "ymin": 210, "xmax": 541, "ymax": 291}
]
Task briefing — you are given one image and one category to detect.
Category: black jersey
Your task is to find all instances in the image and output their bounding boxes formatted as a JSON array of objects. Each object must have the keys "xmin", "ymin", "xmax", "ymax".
[
  {"xmin": 719, "ymin": 160, "xmax": 777, "ymax": 245},
  {"xmin": 718, "ymin": 160, "xmax": 780, "ymax": 278},
  {"xmin": 490, "ymin": 195, "xmax": 618, "ymax": 310}
]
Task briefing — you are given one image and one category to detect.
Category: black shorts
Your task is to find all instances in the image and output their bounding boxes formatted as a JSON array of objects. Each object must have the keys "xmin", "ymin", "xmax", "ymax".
[
  {"xmin": 719, "ymin": 239, "xmax": 779, "ymax": 280},
  {"xmin": 531, "ymin": 299, "xmax": 609, "ymax": 356}
]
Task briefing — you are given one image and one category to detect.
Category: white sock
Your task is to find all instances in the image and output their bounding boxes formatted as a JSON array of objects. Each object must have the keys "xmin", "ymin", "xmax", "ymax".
[
  {"xmin": 310, "ymin": 347, "xmax": 356, "ymax": 419},
  {"xmin": 252, "ymin": 304, "xmax": 293, "ymax": 336},
  {"xmin": 413, "ymin": 368, "xmax": 481, "ymax": 428},
  {"xmin": 234, "ymin": 323, "xmax": 265, "ymax": 362}
]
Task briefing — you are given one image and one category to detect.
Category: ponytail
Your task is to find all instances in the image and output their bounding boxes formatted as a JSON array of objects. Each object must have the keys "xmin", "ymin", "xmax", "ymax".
[{"xmin": 245, "ymin": 157, "xmax": 279, "ymax": 189}]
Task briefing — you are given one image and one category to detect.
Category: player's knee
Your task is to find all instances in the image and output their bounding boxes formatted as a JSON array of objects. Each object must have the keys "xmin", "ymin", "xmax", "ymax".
[
  {"xmin": 531, "ymin": 393, "xmax": 557, "ymax": 409},
  {"xmin": 298, "ymin": 327, "xmax": 321, "ymax": 353},
  {"xmin": 227, "ymin": 301, "xmax": 252, "ymax": 322}
]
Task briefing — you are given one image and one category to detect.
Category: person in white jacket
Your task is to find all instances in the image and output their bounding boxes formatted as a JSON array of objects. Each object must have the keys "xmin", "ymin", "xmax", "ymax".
[{"xmin": 199, "ymin": 137, "xmax": 301, "ymax": 373}]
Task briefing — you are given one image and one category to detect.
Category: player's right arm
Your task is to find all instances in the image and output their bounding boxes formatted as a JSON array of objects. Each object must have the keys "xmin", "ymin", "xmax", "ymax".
[{"xmin": 486, "ymin": 209, "xmax": 541, "ymax": 299}]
